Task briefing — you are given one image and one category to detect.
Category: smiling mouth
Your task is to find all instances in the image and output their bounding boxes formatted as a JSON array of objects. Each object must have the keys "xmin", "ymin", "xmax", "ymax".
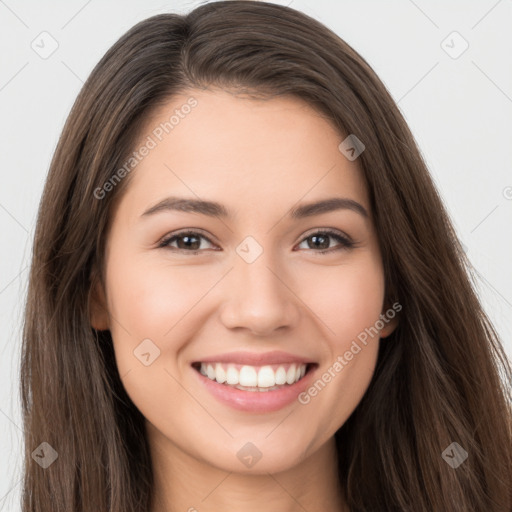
[{"xmin": 191, "ymin": 362, "xmax": 317, "ymax": 392}]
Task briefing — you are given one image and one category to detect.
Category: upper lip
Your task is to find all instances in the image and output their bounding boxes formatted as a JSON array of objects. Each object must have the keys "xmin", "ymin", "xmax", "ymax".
[{"xmin": 192, "ymin": 350, "xmax": 315, "ymax": 366}]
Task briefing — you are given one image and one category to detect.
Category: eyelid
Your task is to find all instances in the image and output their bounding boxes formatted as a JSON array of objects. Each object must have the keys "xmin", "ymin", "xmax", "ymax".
[
  {"xmin": 158, "ymin": 228, "xmax": 219, "ymax": 250},
  {"xmin": 299, "ymin": 227, "xmax": 352, "ymax": 243},
  {"xmin": 294, "ymin": 228, "xmax": 355, "ymax": 253},
  {"xmin": 158, "ymin": 227, "xmax": 355, "ymax": 253}
]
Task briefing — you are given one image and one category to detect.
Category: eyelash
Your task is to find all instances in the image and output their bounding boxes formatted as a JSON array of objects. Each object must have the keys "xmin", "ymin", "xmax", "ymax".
[{"xmin": 158, "ymin": 228, "xmax": 356, "ymax": 255}]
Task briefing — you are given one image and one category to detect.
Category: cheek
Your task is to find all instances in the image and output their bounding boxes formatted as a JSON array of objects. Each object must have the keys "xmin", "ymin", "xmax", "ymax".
[
  {"xmin": 294, "ymin": 254, "xmax": 384, "ymax": 430},
  {"xmin": 103, "ymin": 252, "xmax": 212, "ymax": 425},
  {"xmin": 106, "ymin": 252, "xmax": 220, "ymax": 342},
  {"xmin": 298, "ymin": 253, "xmax": 385, "ymax": 344}
]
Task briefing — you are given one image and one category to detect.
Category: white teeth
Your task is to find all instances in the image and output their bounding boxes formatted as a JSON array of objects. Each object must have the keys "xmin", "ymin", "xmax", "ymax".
[
  {"xmin": 275, "ymin": 366, "xmax": 287, "ymax": 385},
  {"xmin": 215, "ymin": 363, "xmax": 226, "ymax": 383},
  {"xmin": 257, "ymin": 366, "xmax": 275, "ymax": 388},
  {"xmin": 226, "ymin": 365, "xmax": 239, "ymax": 385},
  {"xmin": 198, "ymin": 362, "xmax": 308, "ymax": 389},
  {"xmin": 239, "ymin": 366, "xmax": 258, "ymax": 387},
  {"xmin": 286, "ymin": 365, "xmax": 296, "ymax": 385}
]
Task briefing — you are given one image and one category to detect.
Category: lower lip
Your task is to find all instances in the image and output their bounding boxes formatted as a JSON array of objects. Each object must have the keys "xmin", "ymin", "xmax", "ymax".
[{"xmin": 193, "ymin": 365, "xmax": 317, "ymax": 413}]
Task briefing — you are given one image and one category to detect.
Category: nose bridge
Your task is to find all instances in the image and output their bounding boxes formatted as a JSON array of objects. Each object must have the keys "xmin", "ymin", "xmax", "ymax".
[{"xmin": 219, "ymin": 240, "xmax": 300, "ymax": 335}]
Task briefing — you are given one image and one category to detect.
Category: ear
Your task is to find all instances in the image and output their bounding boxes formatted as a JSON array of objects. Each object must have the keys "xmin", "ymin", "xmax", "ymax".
[
  {"xmin": 379, "ymin": 301, "xmax": 401, "ymax": 339},
  {"xmin": 89, "ymin": 274, "xmax": 110, "ymax": 331}
]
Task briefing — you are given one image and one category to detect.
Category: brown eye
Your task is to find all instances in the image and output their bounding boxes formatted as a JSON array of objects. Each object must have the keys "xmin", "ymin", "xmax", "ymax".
[
  {"xmin": 296, "ymin": 230, "xmax": 355, "ymax": 254},
  {"xmin": 159, "ymin": 231, "xmax": 216, "ymax": 253}
]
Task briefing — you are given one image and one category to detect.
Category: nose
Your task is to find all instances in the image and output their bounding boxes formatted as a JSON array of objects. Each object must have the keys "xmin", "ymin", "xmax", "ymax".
[{"xmin": 218, "ymin": 251, "xmax": 301, "ymax": 337}]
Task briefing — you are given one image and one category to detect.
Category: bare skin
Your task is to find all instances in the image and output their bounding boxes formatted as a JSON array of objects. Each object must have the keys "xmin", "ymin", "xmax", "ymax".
[{"xmin": 91, "ymin": 89, "xmax": 397, "ymax": 512}]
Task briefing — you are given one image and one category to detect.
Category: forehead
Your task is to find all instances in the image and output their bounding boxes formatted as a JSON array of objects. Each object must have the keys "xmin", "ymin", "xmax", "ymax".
[{"xmin": 117, "ymin": 89, "xmax": 370, "ymax": 222}]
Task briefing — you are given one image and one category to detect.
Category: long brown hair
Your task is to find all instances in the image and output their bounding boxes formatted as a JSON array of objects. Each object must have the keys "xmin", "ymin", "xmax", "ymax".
[{"xmin": 20, "ymin": 1, "xmax": 512, "ymax": 510}]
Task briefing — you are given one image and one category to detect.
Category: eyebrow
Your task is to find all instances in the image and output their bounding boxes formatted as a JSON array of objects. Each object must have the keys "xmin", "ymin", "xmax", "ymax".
[{"xmin": 141, "ymin": 196, "xmax": 368, "ymax": 220}]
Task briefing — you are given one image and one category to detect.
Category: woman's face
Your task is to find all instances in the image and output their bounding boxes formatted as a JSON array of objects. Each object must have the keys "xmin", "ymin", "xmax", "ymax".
[{"xmin": 92, "ymin": 89, "xmax": 396, "ymax": 474}]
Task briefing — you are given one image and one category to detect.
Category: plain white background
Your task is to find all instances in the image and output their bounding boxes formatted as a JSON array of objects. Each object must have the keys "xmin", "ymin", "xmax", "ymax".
[{"xmin": 1, "ymin": 0, "xmax": 511, "ymax": 509}]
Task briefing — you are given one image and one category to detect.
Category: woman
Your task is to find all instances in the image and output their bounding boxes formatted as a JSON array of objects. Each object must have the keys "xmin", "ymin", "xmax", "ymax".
[{"xmin": 20, "ymin": 1, "xmax": 512, "ymax": 511}]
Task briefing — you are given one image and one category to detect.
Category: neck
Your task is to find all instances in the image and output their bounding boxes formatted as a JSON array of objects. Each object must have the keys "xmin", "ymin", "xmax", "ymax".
[{"xmin": 147, "ymin": 423, "xmax": 347, "ymax": 512}]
